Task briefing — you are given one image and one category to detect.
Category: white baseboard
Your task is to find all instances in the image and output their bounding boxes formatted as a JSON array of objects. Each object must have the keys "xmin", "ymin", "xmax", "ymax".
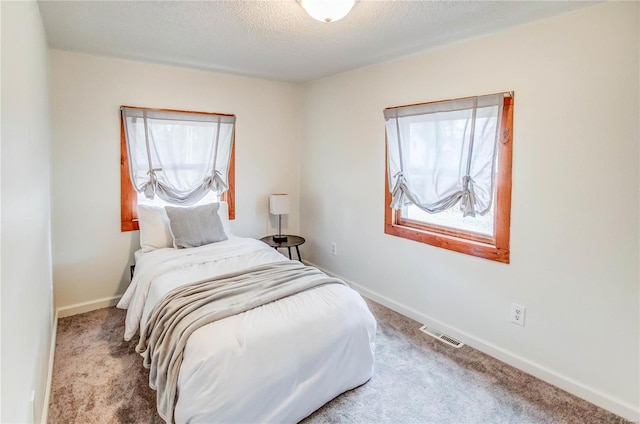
[
  {"xmin": 306, "ymin": 260, "xmax": 640, "ymax": 423},
  {"xmin": 56, "ymin": 295, "xmax": 122, "ymax": 318},
  {"xmin": 41, "ymin": 309, "xmax": 58, "ymax": 424}
]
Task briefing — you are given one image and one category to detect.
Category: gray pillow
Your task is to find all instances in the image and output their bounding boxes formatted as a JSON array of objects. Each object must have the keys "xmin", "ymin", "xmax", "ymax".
[{"xmin": 165, "ymin": 203, "xmax": 228, "ymax": 249}]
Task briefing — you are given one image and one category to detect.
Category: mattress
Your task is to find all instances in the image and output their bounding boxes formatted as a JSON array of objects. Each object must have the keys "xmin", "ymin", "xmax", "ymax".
[{"xmin": 117, "ymin": 236, "xmax": 376, "ymax": 423}]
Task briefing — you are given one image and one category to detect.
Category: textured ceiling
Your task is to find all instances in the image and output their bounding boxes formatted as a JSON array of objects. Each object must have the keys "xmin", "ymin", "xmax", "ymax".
[{"xmin": 38, "ymin": 0, "xmax": 596, "ymax": 83}]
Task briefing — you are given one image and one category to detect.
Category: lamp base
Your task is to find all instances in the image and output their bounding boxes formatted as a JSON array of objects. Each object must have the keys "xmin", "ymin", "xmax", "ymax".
[{"xmin": 272, "ymin": 235, "xmax": 288, "ymax": 243}]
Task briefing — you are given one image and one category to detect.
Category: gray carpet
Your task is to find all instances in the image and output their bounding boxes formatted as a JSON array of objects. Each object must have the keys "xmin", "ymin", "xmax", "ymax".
[{"xmin": 49, "ymin": 299, "xmax": 629, "ymax": 423}]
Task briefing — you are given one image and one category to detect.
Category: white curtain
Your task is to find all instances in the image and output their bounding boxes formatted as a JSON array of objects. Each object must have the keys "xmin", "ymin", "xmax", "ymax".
[
  {"xmin": 384, "ymin": 93, "xmax": 504, "ymax": 217},
  {"xmin": 122, "ymin": 107, "xmax": 235, "ymax": 205}
]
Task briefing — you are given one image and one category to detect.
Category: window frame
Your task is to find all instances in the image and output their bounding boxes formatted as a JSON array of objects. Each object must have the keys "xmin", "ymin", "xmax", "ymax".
[
  {"xmin": 120, "ymin": 106, "xmax": 236, "ymax": 232},
  {"xmin": 384, "ymin": 95, "xmax": 513, "ymax": 263}
]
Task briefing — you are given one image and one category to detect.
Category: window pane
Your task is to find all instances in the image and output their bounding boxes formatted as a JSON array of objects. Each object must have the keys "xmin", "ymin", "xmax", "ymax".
[
  {"xmin": 137, "ymin": 191, "xmax": 219, "ymax": 208},
  {"xmin": 402, "ymin": 202, "xmax": 494, "ymax": 237}
]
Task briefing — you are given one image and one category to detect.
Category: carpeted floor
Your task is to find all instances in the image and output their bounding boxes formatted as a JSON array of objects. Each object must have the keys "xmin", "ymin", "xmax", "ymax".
[{"xmin": 49, "ymin": 299, "xmax": 629, "ymax": 424}]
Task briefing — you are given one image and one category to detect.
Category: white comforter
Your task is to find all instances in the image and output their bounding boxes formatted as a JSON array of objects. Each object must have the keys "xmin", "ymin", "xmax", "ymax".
[{"xmin": 117, "ymin": 236, "xmax": 376, "ymax": 423}]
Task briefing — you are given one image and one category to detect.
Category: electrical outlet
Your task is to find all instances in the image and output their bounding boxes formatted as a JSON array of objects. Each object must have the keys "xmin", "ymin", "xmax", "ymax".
[
  {"xmin": 330, "ymin": 242, "xmax": 337, "ymax": 256},
  {"xmin": 510, "ymin": 303, "xmax": 526, "ymax": 326}
]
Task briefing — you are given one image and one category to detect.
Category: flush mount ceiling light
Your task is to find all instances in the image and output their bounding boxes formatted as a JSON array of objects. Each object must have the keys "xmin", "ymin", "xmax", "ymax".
[{"xmin": 300, "ymin": 0, "xmax": 357, "ymax": 23}]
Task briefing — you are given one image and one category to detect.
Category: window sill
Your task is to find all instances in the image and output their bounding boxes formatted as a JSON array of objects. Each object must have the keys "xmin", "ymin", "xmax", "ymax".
[{"xmin": 384, "ymin": 223, "xmax": 509, "ymax": 264}]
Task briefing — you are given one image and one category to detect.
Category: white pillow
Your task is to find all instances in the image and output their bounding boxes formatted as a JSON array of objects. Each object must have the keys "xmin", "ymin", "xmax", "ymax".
[
  {"xmin": 137, "ymin": 205, "xmax": 173, "ymax": 252},
  {"xmin": 217, "ymin": 201, "xmax": 233, "ymax": 236},
  {"xmin": 137, "ymin": 201, "xmax": 232, "ymax": 251}
]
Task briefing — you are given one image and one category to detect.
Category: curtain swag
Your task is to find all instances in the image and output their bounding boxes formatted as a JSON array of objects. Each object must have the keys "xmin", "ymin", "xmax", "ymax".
[
  {"xmin": 121, "ymin": 107, "xmax": 235, "ymax": 206},
  {"xmin": 384, "ymin": 93, "xmax": 504, "ymax": 217}
]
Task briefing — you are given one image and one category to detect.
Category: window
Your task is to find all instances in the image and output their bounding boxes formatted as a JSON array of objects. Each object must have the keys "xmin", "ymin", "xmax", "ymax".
[
  {"xmin": 384, "ymin": 93, "xmax": 513, "ymax": 263},
  {"xmin": 120, "ymin": 106, "xmax": 236, "ymax": 232}
]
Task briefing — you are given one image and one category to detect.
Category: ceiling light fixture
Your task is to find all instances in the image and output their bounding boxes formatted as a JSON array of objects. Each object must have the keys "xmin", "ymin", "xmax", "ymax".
[{"xmin": 300, "ymin": 0, "xmax": 356, "ymax": 23}]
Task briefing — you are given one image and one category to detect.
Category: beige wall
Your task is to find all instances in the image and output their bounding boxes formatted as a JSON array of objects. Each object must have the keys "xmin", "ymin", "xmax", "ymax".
[
  {"xmin": 300, "ymin": 2, "xmax": 639, "ymax": 420},
  {"xmin": 1, "ymin": 1, "xmax": 54, "ymax": 422},
  {"xmin": 50, "ymin": 51, "xmax": 302, "ymax": 309}
]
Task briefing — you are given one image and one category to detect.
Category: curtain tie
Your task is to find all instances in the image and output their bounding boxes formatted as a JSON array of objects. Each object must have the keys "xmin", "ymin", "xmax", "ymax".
[
  {"xmin": 203, "ymin": 170, "xmax": 228, "ymax": 195},
  {"xmin": 143, "ymin": 168, "xmax": 161, "ymax": 199},
  {"xmin": 460, "ymin": 175, "xmax": 477, "ymax": 217},
  {"xmin": 211, "ymin": 170, "xmax": 228, "ymax": 194},
  {"xmin": 390, "ymin": 172, "xmax": 407, "ymax": 209}
]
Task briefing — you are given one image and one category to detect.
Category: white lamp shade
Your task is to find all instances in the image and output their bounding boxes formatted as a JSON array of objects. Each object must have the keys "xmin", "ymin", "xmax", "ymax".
[
  {"xmin": 301, "ymin": 0, "xmax": 356, "ymax": 23},
  {"xmin": 269, "ymin": 194, "xmax": 290, "ymax": 215}
]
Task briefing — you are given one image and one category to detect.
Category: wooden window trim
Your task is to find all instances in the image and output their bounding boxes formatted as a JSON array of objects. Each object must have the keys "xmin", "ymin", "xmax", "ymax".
[
  {"xmin": 384, "ymin": 96, "xmax": 513, "ymax": 263},
  {"xmin": 120, "ymin": 106, "xmax": 236, "ymax": 232}
]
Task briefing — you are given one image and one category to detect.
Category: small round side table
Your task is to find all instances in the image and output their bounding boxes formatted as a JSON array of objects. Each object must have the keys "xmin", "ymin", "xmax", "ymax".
[{"xmin": 260, "ymin": 235, "xmax": 305, "ymax": 261}]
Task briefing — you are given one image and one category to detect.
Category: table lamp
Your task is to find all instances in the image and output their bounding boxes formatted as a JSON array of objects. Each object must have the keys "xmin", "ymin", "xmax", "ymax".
[{"xmin": 270, "ymin": 194, "xmax": 289, "ymax": 243}]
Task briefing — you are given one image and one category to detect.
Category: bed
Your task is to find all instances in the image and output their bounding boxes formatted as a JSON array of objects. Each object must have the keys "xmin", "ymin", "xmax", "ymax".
[{"xmin": 117, "ymin": 202, "xmax": 377, "ymax": 423}]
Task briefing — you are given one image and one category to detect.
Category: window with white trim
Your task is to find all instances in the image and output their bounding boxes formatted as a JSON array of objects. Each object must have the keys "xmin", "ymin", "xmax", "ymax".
[{"xmin": 384, "ymin": 93, "xmax": 513, "ymax": 263}]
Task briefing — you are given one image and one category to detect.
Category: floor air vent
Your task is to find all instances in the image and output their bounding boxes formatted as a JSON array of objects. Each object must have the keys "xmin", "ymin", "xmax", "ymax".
[{"xmin": 419, "ymin": 325, "xmax": 464, "ymax": 348}]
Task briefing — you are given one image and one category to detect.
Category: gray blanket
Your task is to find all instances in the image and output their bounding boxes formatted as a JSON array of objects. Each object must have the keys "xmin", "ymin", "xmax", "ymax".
[{"xmin": 135, "ymin": 260, "xmax": 345, "ymax": 423}]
